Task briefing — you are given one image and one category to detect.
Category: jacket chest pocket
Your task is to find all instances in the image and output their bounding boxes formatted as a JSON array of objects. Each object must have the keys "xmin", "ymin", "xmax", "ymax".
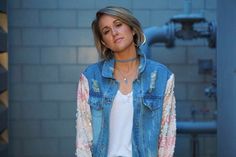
[
  {"xmin": 88, "ymin": 95, "xmax": 103, "ymax": 117},
  {"xmin": 142, "ymin": 94, "xmax": 163, "ymax": 118}
]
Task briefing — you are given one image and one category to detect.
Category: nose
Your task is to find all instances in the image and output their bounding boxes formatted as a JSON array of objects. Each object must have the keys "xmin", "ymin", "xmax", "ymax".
[{"xmin": 111, "ymin": 27, "xmax": 118, "ymax": 36}]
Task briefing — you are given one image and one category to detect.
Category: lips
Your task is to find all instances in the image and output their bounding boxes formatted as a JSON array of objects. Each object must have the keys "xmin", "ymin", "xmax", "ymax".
[{"xmin": 114, "ymin": 37, "xmax": 123, "ymax": 43}]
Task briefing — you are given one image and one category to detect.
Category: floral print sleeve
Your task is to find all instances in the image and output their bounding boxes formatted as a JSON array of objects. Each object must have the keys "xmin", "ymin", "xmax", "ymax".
[
  {"xmin": 158, "ymin": 74, "xmax": 176, "ymax": 157},
  {"xmin": 76, "ymin": 74, "xmax": 93, "ymax": 157}
]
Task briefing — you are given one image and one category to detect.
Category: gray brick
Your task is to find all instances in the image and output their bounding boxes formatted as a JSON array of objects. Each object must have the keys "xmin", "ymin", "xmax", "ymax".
[
  {"xmin": 95, "ymin": 0, "xmax": 132, "ymax": 9},
  {"xmin": 133, "ymin": 0, "xmax": 168, "ymax": 9},
  {"xmin": 150, "ymin": 10, "xmax": 181, "ymax": 26},
  {"xmin": 59, "ymin": 102, "xmax": 76, "ymax": 119},
  {"xmin": 22, "ymin": 29, "xmax": 58, "ymax": 46},
  {"xmin": 9, "ymin": 65, "xmax": 22, "ymax": 83},
  {"xmin": 151, "ymin": 47, "xmax": 187, "ymax": 64},
  {"xmin": 40, "ymin": 10, "xmax": 77, "ymax": 27},
  {"xmin": 133, "ymin": 10, "xmax": 150, "ymax": 28},
  {"xmin": 11, "ymin": 84, "xmax": 40, "ymax": 101},
  {"xmin": 22, "ymin": 102, "xmax": 58, "ymax": 119},
  {"xmin": 41, "ymin": 120, "xmax": 75, "ymax": 137},
  {"xmin": 175, "ymin": 83, "xmax": 187, "ymax": 100},
  {"xmin": 42, "ymin": 83, "xmax": 76, "ymax": 101},
  {"xmin": 78, "ymin": 10, "xmax": 96, "ymax": 27},
  {"xmin": 23, "ymin": 65, "xmax": 59, "ymax": 82},
  {"xmin": 10, "ymin": 47, "xmax": 40, "ymax": 64},
  {"xmin": 187, "ymin": 46, "xmax": 216, "ymax": 64},
  {"xmin": 169, "ymin": 64, "xmax": 205, "ymax": 82},
  {"xmin": 59, "ymin": 29, "xmax": 93, "ymax": 46},
  {"xmin": 23, "ymin": 139, "xmax": 59, "ymax": 156},
  {"xmin": 206, "ymin": 0, "xmax": 217, "ymax": 9},
  {"xmin": 22, "ymin": 0, "xmax": 58, "ymax": 9},
  {"xmin": 59, "ymin": 65, "xmax": 87, "ymax": 82},
  {"xmin": 9, "ymin": 9, "xmax": 39, "ymax": 27},
  {"xmin": 41, "ymin": 47, "xmax": 77, "ymax": 64},
  {"xmin": 8, "ymin": 29, "xmax": 22, "ymax": 46},
  {"xmin": 187, "ymin": 83, "xmax": 209, "ymax": 101},
  {"xmin": 78, "ymin": 47, "xmax": 99, "ymax": 64},
  {"xmin": 58, "ymin": 0, "xmax": 95, "ymax": 9},
  {"xmin": 9, "ymin": 120, "xmax": 41, "ymax": 138}
]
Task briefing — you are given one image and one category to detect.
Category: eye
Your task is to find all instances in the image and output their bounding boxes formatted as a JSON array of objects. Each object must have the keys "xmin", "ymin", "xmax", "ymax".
[
  {"xmin": 102, "ymin": 29, "xmax": 110, "ymax": 35},
  {"xmin": 115, "ymin": 22, "xmax": 122, "ymax": 27}
]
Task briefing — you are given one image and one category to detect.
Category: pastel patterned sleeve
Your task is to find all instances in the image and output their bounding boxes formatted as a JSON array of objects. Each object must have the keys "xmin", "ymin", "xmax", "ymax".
[
  {"xmin": 158, "ymin": 74, "xmax": 176, "ymax": 157},
  {"xmin": 76, "ymin": 74, "xmax": 93, "ymax": 157}
]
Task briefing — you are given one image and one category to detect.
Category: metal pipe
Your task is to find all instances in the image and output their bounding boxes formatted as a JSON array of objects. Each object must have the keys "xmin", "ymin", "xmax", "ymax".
[{"xmin": 177, "ymin": 121, "xmax": 217, "ymax": 134}]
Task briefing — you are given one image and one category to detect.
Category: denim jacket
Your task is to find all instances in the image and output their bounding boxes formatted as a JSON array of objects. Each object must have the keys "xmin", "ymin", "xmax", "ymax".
[{"xmin": 76, "ymin": 51, "xmax": 176, "ymax": 157}]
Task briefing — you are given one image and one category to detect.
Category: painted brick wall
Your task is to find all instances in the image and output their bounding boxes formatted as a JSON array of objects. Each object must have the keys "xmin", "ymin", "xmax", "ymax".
[{"xmin": 8, "ymin": 0, "xmax": 217, "ymax": 157}]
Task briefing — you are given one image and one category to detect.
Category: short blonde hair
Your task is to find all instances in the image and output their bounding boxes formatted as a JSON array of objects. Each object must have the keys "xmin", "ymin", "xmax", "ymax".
[{"xmin": 91, "ymin": 6, "xmax": 145, "ymax": 60}]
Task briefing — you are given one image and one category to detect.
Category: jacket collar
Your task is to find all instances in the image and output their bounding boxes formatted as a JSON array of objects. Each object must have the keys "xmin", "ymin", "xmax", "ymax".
[{"xmin": 101, "ymin": 49, "xmax": 146, "ymax": 79}]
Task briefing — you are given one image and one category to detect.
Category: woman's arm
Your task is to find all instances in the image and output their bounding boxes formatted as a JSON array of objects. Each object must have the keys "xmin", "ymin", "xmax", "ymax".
[
  {"xmin": 158, "ymin": 74, "xmax": 176, "ymax": 157},
  {"xmin": 76, "ymin": 74, "xmax": 93, "ymax": 157}
]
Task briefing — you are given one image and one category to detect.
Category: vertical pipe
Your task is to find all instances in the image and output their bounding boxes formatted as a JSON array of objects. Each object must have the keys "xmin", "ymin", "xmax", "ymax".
[{"xmin": 217, "ymin": 0, "xmax": 236, "ymax": 156}]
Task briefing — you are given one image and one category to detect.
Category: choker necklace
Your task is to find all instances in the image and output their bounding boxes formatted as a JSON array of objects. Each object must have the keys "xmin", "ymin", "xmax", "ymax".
[{"xmin": 115, "ymin": 56, "xmax": 137, "ymax": 63}]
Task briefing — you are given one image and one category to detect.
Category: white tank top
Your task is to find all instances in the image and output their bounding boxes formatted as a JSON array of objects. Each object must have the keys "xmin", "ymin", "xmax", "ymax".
[{"xmin": 108, "ymin": 90, "xmax": 133, "ymax": 157}]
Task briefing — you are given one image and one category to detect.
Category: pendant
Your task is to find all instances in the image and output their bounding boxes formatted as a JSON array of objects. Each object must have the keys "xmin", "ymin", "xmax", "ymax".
[{"xmin": 124, "ymin": 78, "xmax": 128, "ymax": 84}]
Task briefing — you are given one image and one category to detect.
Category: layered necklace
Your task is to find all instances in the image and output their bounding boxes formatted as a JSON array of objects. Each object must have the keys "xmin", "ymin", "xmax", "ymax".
[{"xmin": 114, "ymin": 56, "xmax": 138, "ymax": 84}]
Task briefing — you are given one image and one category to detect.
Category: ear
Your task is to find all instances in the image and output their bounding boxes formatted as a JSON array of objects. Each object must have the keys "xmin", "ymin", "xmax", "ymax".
[{"xmin": 132, "ymin": 30, "xmax": 135, "ymax": 36}]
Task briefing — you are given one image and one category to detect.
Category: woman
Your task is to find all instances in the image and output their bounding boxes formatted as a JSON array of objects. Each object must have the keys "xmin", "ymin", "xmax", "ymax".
[{"xmin": 76, "ymin": 6, "xmax": 176, "ymax": 157}]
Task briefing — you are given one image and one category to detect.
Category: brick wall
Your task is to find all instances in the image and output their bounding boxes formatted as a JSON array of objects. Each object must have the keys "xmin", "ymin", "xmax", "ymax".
[{"xmin": 8, "ymin": 0, "xmax": 217, "ymax": 157}]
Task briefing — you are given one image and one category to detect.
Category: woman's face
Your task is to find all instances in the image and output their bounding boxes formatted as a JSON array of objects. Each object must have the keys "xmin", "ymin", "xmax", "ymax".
[{"xmin": 98, "ymin": 14, "xmax": 135, "ymax": 53}]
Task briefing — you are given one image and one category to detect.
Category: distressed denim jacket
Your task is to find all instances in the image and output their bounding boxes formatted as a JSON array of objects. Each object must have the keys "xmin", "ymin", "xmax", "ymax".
[{"xmin": 76, "ymin": 51, "xmax": 176, "ymax": 157}]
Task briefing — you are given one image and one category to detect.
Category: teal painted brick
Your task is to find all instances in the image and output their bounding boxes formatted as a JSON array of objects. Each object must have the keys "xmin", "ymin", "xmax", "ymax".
[
  {"xmin": 204, "ymin": 10, "xmax": 217, "ymax": 21},
  {"xmin": 187, "ymin": 83, "xmax": 209, "ymax": 101},
  {"xmin": 8, "ymin": 102, "xmax": 22, "ymax": 120},
  {"xmin": 10, "ymin": 47, "xmax": 40, "ymax": 64},
  {"xmin": 151, "ymin": 47, "xmax": 187, "ymax": 64},
  {"xmin": 23, "ymin": 139, "xmax": 59, "ymax": 156},
  {"xmin": 59, "ymin": 138, "xmax": 75, "ymax": 157},
  {"xmin": 133, "ymin": 0, "xmax": 168, "ymax": 9},
  {"xmin": 8, "ymin": 0, "xmax": 21, "ymax": 8},
  {"xmin": 9, "ymin": 139, "xmax": 23, "ymax": 157},
  {"xmin": 22, "ymin": 102, "xmax": 58, "ymax": 119},
  {"xmin": 40, "ymin": 10, "xmax": 77, "ymax": 27},
  {"xmin": 187, "ymin": 46, "xmax": 216, "ymax": 64},
  {"xmin": 169, "ymin": 64, "xmax": 205, "ymax": 82},
  {"xmin": 59, "ymin": 102, "xmax": 76, "ymax": 119},
  {"xmin": 150, "ymin": 10, "xmax": 181, "ymax": 26},
  {"xmin": 176, "ymin": 100, "xmax": 193, "ymax": 120},
  {"xmin": 11, "ymin": 84, "xmax": 40, "ymax": 101},
  {"xmin": 78, "ymin": 10, "xmax": 96, "ymax": 27},
  {"xmin": 206, "ymin": 0, "xmax": 217, "ymax": 9},
  {"xmin": 59, "ymin": 29, "xmax": 93, "ymax": 46},
  {"xmin": 8, "ymin": 29, "xmax": 22, "ymax": 46},
  {"xmin": 9, "ymin": 65, "xmax": 22, "ymax": 83},
  {"xmin": 175, "ymin": 82, "xmax": 187, "ymax": 100},
  {"xmin": 9, "ymin": 9, "xmax": 39, "ymax": 27},
  {"xmin": 78, "ymin": 47, "xmax": 99, "ymax": 64},
  {"xmin": 9, "ymin": 121, "xmax": 41, "ymax": 138},
  {"xmin": 42, "ymin": 83, "xmax": 76, "ymax": 101},
  {"xmin": 133, "ymin": 10, "xmax": 150, "ymax": 28},
  {"xmin": 41, "ymin": 120, "xmax": 74, "ymax": 137},
  {"xmin": 41, "ymin": 47, "xmax": 77, "ymax": 64},
  {"xmin": 59, "ymin": 65, "xmax": 87, "ymax": 82},
  {"xmin": 95, "ymin": 0, "xmax": 132, "ymax": 9},
  {"xmin": 22, "ymin": 0, "xmax": 58, "ymax": 9},
  {"xmin": 175, "ymin": 135, "xmax": 192, "ymax": 157},
  {"xmin": 175, "ymin": 38, "xmax": 206, "ymax": 46},
  {"xmin": 22, "ymin": 29, "xmax": 58, "ymax": 46},
  {"xmin": 58, "ymin": 0, "xmax": 95, "ymax": 9},
  {"xmin": 23, "ymin": 65, "xmax": 59, "ymax": 82},
  {"xmin": 168, "ymin": 0, "xmax": 204, "ymax": 9}
]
